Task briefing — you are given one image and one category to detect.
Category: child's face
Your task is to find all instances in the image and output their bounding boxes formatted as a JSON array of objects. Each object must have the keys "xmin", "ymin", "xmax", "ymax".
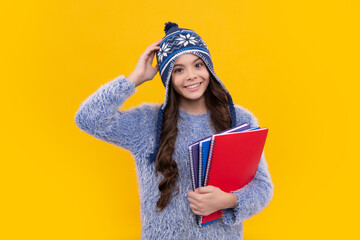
[{"xmin": 171, "ymin": 53, "xmax": 210, "ymax": 105}]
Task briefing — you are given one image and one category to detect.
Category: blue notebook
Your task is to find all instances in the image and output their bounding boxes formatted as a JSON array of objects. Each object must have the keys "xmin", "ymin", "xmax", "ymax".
[{"xmin": 199, "ymin": 139, "xmax": 211, "ymax": 187}]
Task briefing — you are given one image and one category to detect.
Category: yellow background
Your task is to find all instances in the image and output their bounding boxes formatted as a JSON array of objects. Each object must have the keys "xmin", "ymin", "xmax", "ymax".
[{"xmin": 1, "ymin": 0, "xmax": 359, "ymax": 239}]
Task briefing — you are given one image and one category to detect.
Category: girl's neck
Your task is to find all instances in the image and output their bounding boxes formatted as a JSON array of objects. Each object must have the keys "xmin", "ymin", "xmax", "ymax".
[{"xmin": 179, "ymin": 97, "xmax": 208, "ymax": 115}]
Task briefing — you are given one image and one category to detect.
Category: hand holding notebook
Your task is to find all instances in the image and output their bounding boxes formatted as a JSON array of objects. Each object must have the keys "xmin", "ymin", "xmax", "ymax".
[{"xmin": 188, "ymin": 185, "xmax": 237, "ymax": 217}]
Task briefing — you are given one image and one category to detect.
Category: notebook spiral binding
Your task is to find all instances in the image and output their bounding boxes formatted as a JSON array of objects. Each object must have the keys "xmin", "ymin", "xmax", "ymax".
[
  {"xmin": 204, "ymin": 137, "xmax": 216, "ymax": 186},
  {"xmin": 199, "ymin": 144, "xmax": 203, "ymax": 188},
  {"xmin": 188, "ymin": 147, "xmax": 196, "ymax": 191},
  {"xmin": 188, "ymin": 146, "xmax": 201, "ymax": 225}
]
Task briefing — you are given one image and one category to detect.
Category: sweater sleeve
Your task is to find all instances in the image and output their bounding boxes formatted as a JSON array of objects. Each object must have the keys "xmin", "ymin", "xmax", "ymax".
[
  {"xmin": 221, "ymin": 106, "xmax": 274, "ymax": 226},
  {"xmin": 74, "ymin": 75, "xmax": 158, "ymax": 155}
]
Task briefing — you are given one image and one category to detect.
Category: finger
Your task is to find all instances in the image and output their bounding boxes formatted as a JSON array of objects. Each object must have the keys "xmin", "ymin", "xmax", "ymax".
[
  {"xmin": 191, "ymin": 207, "xmax": 205, "ymax": 216},
  {"xmin": 192, "ymin": 209, "xmax": 202, "ymax": 215},
  {"xmin": 147, "ymin": 51, "xmax": 155, "ymax": 64},
  {"xmin": 143, "ymin": 46, "xmax": 159, "ymax": 59},
  {"xmin": 197, "ymin": 187, "xmax": 207, "ymax": 194},
  {"xmin": 147, "ymin": 40, "xmax": 162, "ymax": 51},
  {"xmin": 144, "ymin": 46, "xmax": 160, "ymax": 62},
  {"xmin": 191, "ymin": 208, "xmax": 200, "ymax": 215},
  {"xmin": 187, "ymin": 193, "xmax": 196, "ymax": 202},
  {"xmin": 153, "ymin": 64, "xmax": 159, "ymax": 72},
  {"xmin": 198, "ymin": 186, "xmax": 216, "ymax": 194},
  {"xmin": 188, "ymin": 190, "xmax": 199, "ymax": 199},
  {"xmin": 188, "ymin": 195, "xmax": 203, "ymax": 205},
  {"xmin": 188, "ymin": 196, "xmax": 199, "ymax": 205},
  {"xmin": 187, "ymin": 193, "xmax": 199, "ymax": 203},
  {"xmin": 152, "ymin": 38, "xmax": 163, "ymax": 46},
  {"xmin": 147, "ymin": 44, "xmax": 161, "ymax": 52},
  {"xmin": 189, "ymin": 203, "xmax": 200, "ymax": 212}
]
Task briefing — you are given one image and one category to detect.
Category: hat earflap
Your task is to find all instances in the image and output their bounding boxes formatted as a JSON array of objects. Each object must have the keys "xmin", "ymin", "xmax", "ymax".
[
  {"xmin": 226, "ymin": 92, "xmax": 237, "ymax": 128},
  {"xmin": 148, "ymin": 105, "xmax": 164, "ymax": 164}
]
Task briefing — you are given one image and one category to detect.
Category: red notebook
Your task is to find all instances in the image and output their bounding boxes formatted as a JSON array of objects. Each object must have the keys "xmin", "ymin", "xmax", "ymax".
[{"xmin": 200, "ymin": 128, "xmax": 269, "ymax": 226}]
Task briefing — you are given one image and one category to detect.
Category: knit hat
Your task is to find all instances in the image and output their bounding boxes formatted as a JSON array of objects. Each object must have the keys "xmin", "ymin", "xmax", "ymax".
[{"xmin": 148, "ymin": 22, "xmax": 237, "ymax": 163}]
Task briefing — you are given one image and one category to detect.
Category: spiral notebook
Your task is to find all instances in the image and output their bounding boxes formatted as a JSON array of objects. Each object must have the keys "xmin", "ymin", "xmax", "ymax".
[
  {"xmin": 188, "ymin": 123, "xmax": 251, "ymax": 190},
  {"xmin": 199, "ymin": 128, "xmax": 269, "ymax": 227},
  {"xmin": 188, "ymin": 123, "xmax": 251, "ymax": 225},
  {"xmin": 198, "ymin": 124, "xmax": 253, "ymax": 188}
]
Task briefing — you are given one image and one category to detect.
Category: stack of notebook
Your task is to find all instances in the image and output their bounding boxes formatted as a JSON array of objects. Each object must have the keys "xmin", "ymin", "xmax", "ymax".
[{"xmin": 188, "ymin": 123, "xmax": 269, "ymax": 227}]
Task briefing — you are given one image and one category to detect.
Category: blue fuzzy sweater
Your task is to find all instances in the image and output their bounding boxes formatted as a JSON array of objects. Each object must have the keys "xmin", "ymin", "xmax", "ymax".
[{"xmin": 74, "ymin": 75, "xmax": 274, "ymax": 239}]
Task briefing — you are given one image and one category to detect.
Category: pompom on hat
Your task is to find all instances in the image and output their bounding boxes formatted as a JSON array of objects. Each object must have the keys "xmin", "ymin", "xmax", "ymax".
[{"xmin": 148, "ymin": 22, "xmax": 237, "ymax": 163}]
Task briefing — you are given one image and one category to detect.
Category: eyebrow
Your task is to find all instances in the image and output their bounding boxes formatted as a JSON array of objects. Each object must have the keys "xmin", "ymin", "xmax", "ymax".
[{"xmin": 173, "ymin": 57, "xmax": 202, "ymax": 67}]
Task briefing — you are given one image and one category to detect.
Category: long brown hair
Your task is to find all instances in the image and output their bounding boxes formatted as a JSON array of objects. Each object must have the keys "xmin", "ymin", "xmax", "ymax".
[{"xmin": 155, "ymin": 74, "xmax": 232, "ymax": 212}]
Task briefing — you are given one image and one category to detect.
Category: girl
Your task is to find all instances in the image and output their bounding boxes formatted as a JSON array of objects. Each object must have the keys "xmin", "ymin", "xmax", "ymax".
[{"xmin": 75, "ymin": 22, "xmax": 274, "ymax": 239}]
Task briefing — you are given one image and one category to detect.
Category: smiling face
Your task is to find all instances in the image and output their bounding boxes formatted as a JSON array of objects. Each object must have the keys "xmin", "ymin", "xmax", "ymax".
[{"xmin": 171, "ymin": 53, "xmax": 210, "ymax": 109}]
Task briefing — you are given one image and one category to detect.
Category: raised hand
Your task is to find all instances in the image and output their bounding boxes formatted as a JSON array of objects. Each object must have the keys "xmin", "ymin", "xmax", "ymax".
[{"xmin": 126, "ymin": 38, "xmax": 163, "ymax": 87}]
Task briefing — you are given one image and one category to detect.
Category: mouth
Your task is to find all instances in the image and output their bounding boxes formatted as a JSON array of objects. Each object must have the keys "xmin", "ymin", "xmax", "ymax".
[{"xmin": 184, "ymin": 82, "xmax": 202, "ymax": 89}]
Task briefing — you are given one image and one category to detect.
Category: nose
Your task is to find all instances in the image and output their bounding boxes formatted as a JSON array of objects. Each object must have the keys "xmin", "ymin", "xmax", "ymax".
[{"xmin": 186, "ymin": 68, "xmax": 196, "ymax": 80}]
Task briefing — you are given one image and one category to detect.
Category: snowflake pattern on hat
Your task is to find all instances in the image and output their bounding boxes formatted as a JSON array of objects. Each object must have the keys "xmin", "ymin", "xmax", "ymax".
[
  {"xmin": 158, "ymin": 43, "xmax": 171, "ymax": 62},
  {"xmin": 176, "ymin": 33, "xmax": 198, "ymax": 47}
]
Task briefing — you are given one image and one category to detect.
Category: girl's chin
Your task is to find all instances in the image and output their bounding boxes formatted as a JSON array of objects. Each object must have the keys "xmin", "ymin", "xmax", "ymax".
[{"xmin": 179, "ymin": 93, "xmax": 206, "ymax": 102}]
